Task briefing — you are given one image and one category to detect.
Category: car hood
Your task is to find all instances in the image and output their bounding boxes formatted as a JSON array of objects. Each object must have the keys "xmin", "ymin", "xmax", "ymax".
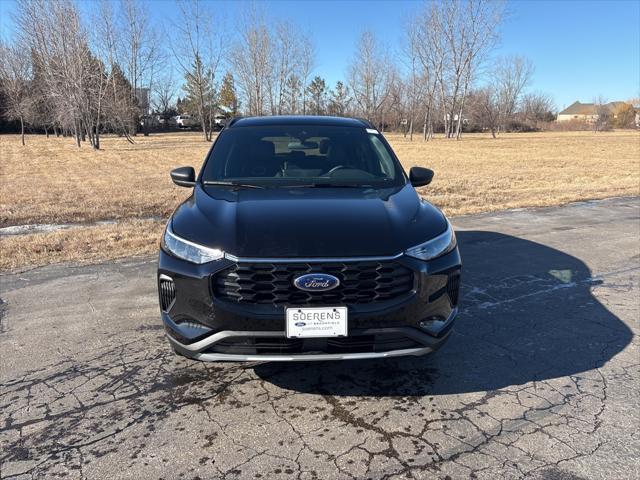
[{"xmin": 171, "ymin": 184, "xmax": 448, "ymax": 258}]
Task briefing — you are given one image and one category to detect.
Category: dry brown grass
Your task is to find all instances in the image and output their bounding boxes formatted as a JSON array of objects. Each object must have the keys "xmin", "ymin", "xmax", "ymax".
[
  {"xmin": 0, "ymin": 219, "xmax": 164, "ymax": 272},
  {"xmin": 1, "ymin": 133, "xmax": 204, "ymax": 226},
  {"xmin": 391, "ymin": 130, "xmax": 640, "ymax": 216},
  {"xmin": 1, "ymin": 130, "xmax": 639, "ymax": 271}
]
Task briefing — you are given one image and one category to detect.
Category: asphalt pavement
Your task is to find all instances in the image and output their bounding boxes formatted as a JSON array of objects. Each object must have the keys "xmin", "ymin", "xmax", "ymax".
[{"xmin": 1, "ymin": 197, "xmax": 638, "ymax": 480}]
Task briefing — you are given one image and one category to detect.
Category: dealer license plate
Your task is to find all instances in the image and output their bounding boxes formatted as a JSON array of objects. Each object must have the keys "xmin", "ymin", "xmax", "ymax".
[{"xmin": 285, "ymin": 306, "xmax": 348, "ymax": 338}]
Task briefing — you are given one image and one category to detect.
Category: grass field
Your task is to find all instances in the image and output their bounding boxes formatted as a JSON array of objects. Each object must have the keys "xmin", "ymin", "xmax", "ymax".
[{"xmin": 1, "ymin": 130, "xmax": 639, "ymax": 271}]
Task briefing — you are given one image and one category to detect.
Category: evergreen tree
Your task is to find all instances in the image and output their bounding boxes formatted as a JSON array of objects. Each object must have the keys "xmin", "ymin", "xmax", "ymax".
[
  {"xmin": 285, "ymin": 74, "xmax": 302, "ymax": 114},
  {"xmin": 219, "ymin": 72, "xmax": 238, "ymax": 114},
  {"xmin": 328, "ymin": 81, "xmax": 351, "ymax": 116},
  {"xmin": 306, "ymin": 76, "xmax": 326, "ymax": 115},
  {"xmin": 182, "ymin": 54, "xmax": 216, "ymax": 140}
]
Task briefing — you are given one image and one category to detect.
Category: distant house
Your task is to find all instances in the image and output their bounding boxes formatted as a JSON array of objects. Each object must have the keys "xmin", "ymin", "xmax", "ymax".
[
  {"xmin": 444, "ymin": 112, "xmax": 469, "ymax": 125},
  {"xmin": 557, "ymin": 100, "xmax": 630, "ymax": 123}
]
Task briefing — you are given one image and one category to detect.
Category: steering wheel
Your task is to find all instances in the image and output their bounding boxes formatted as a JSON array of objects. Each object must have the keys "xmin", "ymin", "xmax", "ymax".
[{"xmin": 326, "ymin": 165, "xmax": 348, "ymax": 175}]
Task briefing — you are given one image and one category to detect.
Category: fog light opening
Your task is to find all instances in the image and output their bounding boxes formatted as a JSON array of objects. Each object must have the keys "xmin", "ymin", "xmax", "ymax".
[
  {"xmin": 159, "ymin": 274, "xmax": 176, "ymax": 312},
  {"xmin": 418, "ymin": 315, "xmax": 450, "ymax": 336}
]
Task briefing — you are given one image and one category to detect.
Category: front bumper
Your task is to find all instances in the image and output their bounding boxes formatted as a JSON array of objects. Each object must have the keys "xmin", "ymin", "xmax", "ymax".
[{"xmin": 157, "ymin": 248, "xmax": 461, "ymax": 362}]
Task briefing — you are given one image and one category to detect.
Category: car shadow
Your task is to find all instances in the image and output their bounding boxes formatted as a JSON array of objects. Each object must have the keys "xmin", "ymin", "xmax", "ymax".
[{"xmin": 253, "ymin": 230, "xmax": 633, "ymax": 396}]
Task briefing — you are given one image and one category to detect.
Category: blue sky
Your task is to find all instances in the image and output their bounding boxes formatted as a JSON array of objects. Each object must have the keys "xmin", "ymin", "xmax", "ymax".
[{"xmin": 1, "ymin": 0, "xmax": 638, "ymax": 109}]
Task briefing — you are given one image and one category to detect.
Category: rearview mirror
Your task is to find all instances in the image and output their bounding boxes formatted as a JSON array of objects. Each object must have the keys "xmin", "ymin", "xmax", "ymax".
[
  {"xmin": 171, "ymin": 166, "xmax": 196, "ymax": 187},
  {"xmin": 409, "ymin": 167, "xmax": 434, "ymax": 187}
]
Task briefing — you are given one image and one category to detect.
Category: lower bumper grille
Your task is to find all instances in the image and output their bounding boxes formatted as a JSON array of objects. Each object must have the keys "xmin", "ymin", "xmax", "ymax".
[
  {"xmin": 213, "ymin": 261, "xmax": 415, "ymax": 306},
  {"xmin": 204, "ymin": 332, "xmax": 422, "ymax": 356},
  {"xmin": 327, "ymin": 333, "xmax": 420, "ymax": 353},
  {"xmin": 447, "ymin": 273, "xmax": 461, "ymax": 306},
  {"xmin": 210, "ymin": 337, "xmax": 303, "ymax": 355}
]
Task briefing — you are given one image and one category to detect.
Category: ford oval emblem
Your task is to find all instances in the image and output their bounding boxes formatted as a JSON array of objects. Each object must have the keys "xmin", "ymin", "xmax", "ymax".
[{"xmin": 293, "ymin": 273, "xmax": 340, "ymax": 292}]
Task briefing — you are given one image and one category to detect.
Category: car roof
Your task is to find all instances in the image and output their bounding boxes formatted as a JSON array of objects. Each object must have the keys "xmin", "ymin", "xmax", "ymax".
[{"xmin": 226, "ymin": 115, "xmax": 374, "ymax": 129}]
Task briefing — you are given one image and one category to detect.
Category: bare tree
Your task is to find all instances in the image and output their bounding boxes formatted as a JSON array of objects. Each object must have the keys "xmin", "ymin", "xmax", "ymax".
[
  {"xmin": 410, "ymin": 1, "xmax": 504, "ymax": 141},
  {"xmin": 94, "ymin": 0, "xmax": 135, "ymax": 142},
  {"xmin": 395, "ymin": 0, "xmax": 507, "ymax": 141},
  {"xmin": 153, "ymin": 74, "xmax": 177, "ymax": 117},
  {"xmin": 435, "ymin": 0, "xmax": 504, "ymax": 139},
  {"xmin": 382, "ymin": 72, "xmax": 405, "ymax": 132},
  {"xmin": 0, "ymin": 42, "xmax": 33, "ymax": 145},
  {"xmin": 229, "ymin": 7, "xmax": 314, "ymax": 117},
  {"xmin": 229, "ymin": 7, "xmax": 272, "ymax": 116},
  {"xmin": 348, "ymin": 31, "xmax": 393, "ymax": 126},
  {"xmin": 411, "ymin": 2, "xmax": 447, "ymax": 140},
  {"xmin": 299, "ymin": 34, "xmax": 315, "ymax": 115},
  {"xmin": 270, "ymin": 21, "xmax": 298, "ymax": 115},
  {"xmin": 468, "ymin": 86, "xmax": 500, "ymax": 137},
  {"xmin": 593, "ymin": 95, "xmax": 611, "ymax": 132},
  {"xmin": 17, "ymin": 0, "xmax": 108, "ymax": 148},
  {"xmin": 172, "ymin": 0, "xmax": 222, "ymax": 141},
  {"xmin": 521, "ymin": 92, "xmax": 555, "ymax": 130},
  {"xmin": 403, "ymin": 19, "xmax": 421, "ymax": 139},
  {"xmin": 495, "ymin": 55, "xmax": 534, "ymax": 130},
  {"xmin": 119, "ymin": 0, "xmax": 162, "ymax": 128}
]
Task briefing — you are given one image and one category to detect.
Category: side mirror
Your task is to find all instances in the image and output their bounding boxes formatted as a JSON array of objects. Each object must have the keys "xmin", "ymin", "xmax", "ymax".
[
  {"xmin": 170, "ymin": 166, "xmax": 196, "ymax": 187},
  {"xmin": 409, "ymin": 167, "xmax": 434, "ymax": 187}
]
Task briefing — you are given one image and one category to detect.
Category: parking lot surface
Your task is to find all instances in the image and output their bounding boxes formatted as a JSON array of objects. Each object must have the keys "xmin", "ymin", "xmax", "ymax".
[{"xmin": 1, "ymin": 197, "xmax": 638, "ymax": 479}]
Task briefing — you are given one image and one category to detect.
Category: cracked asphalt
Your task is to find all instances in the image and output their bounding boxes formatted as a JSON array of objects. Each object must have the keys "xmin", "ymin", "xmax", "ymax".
[{"xmin": 1, "ymin": 197, "xmax": 639, "ymax": 480}]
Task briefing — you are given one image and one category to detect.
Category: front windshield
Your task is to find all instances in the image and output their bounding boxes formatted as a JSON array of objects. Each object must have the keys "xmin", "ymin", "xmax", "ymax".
[{"xmin": 201, "ymin": 125, "xmax": 405, "ymax": 187}]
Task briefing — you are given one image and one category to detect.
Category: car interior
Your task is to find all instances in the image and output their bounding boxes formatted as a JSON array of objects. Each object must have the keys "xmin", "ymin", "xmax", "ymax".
[{"xmin": 220, "ymin": 135, "xmax": 394, "ymax": 181}]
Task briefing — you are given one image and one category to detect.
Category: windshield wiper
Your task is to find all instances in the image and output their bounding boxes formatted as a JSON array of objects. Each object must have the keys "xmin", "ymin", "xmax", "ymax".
[
  {"xmin": 202, "ymin": 181, "xmax": 265, "ymax": 189},
  {"xmin": 284, "ymin": 183, "xmax": 376, "ymax": 189}
]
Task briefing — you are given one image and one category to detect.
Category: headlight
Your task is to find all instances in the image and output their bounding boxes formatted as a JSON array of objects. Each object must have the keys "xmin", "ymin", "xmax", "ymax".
[
  {"xmin": 162, "ymin": 222, "xmax": 224, "ymax": 264},
  {"xmin": 405, "ymin": 221, "xmax": 457, "ymax": 261}
]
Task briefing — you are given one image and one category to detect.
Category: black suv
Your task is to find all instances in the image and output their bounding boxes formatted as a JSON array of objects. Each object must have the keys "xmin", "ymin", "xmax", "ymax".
[{"xmin": 158, "ymin": 116, "xmax": 461, "ymax": 361}]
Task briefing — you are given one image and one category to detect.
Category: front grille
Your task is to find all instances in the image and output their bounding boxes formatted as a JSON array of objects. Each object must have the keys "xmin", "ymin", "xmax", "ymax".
[
  {"xmin": 213, "ymin": 261, "xmax": 414, "ymax": 306},
  {"xmin": 159, "ymin": 276, "xmax": 176, "ymax": 312},
  {"xmin": 447, "ymin": 273, "xmax": 460, "ymax": 306}
]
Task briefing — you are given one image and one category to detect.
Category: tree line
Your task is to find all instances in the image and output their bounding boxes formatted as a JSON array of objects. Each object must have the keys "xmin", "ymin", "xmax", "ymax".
[{"xmin": 0, "ymin": 0, "xmax": 557, "ymax": 148}]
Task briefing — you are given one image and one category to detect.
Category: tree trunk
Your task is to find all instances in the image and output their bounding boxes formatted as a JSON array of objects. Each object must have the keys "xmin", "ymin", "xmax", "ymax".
[
  {"xmin": 75, "ymin": 122, "xmax": 81, "ymax": 148},
  {"xmin": 200, "ymin": 104, "xmax": 209, "ymax": 142},
  {"xmin": 423, "ymin": 109, "xmax": 428, "ymax": 141},
  {"xmin": 45, "ymin": 126, "xmax": 49, "ymax": 138},
  {"xmin": 20, "ymin": 116, "xmax": 25, "ymax": 146},
  {"xmin": 455, "ymin": 98, "xmax": 466, "ymax": 140}
]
